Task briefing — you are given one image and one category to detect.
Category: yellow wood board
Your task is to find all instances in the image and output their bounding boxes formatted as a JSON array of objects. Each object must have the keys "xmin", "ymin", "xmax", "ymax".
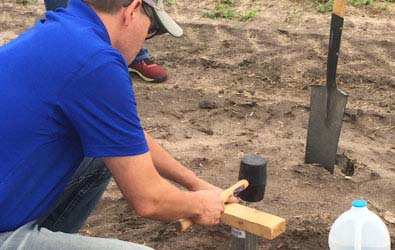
[{"xmin": 221, "ymin": 203, "xmax": 285, "ymax": 240}]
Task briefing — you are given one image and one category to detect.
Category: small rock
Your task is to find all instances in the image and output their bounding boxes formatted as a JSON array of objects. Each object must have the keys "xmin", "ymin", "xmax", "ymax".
[
  {"xmin": 370, "ymin": 171, "xmax": 381, "ymax": 179},
  {"xmin": 238, "ymin": 101, "xmax": 257, "ymax": 107},
  {"xmin": 196, "ymin": 127, "xmax": 214, "ymax": 135},
  {"xmin": 277, "ymin": 242, "xmax": 285, "ymax": 248},
  {"xmin": 198, "ymin": 100, "xmax": 218, "ymax": 109}
]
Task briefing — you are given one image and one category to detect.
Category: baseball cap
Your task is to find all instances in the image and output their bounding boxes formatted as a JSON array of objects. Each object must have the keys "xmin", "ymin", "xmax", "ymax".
[{"xmin": 142, "ymin": 0, "xmax": 183, "ymax": 37}]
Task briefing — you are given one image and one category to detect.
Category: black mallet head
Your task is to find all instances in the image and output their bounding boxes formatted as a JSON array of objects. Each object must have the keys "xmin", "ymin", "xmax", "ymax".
[{"xmin": 238, "ymin": 154, "xmax": 267, "ymax": 202}]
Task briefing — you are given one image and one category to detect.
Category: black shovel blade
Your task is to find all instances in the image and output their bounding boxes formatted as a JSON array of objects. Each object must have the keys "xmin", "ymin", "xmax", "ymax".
[{"xmin": 305, "ymin": 85, "xmax": 348, "ymax": 173}]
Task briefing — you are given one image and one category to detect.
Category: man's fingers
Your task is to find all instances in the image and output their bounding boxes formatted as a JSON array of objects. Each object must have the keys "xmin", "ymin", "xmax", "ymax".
[{"xmin": 225, "ymin": 195, "xmax": 239, "ymax": 204}]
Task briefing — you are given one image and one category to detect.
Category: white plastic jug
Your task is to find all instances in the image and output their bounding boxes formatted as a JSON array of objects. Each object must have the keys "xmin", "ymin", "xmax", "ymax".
[{"xmin": 328, "ymin": 199, "xmax": 390, "ymax": 250}]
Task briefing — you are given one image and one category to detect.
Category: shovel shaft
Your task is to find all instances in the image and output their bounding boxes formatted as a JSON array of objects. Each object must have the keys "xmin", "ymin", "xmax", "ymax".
[
  {"xmin": 327, "ymin": 0, "xmax": 346, "ymax": 90},
  {"xmin": 326, "ymin": 13, "xmax": 344, "ymax": 91}
]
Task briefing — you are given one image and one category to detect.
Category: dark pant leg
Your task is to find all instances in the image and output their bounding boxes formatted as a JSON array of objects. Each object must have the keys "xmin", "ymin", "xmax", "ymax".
[
  {"xmin": 0, "ymin": 158, "xmax": 155, "ymax": 250},
  {"xmin": 43, "ymin": 0, "xmax": 69, "ymax": 11},
  {"xmin": 38, "ymin": 158, "xmax": 111, "ymax": 233}
]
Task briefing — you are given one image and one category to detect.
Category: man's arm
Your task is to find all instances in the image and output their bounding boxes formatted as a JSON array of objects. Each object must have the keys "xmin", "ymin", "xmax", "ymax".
[
  {"xmin": 143, "ymin": 132, "xmax": 221, "ymax": 192},
  {"xmin": 103, "ymin": 153, "xmax": 224, "ymax": 224}
]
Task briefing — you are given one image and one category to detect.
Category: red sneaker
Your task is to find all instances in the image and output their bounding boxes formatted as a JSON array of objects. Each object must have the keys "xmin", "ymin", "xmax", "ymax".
[{"xmin": 128, "ymin": 58, "xmax": 167, "ymax": 83}]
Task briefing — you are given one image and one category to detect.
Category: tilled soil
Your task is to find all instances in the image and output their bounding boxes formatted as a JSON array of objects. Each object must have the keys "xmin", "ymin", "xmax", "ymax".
[{"xmin": 1, "ymin": 0, "xmax": 394, "ymax": 249}]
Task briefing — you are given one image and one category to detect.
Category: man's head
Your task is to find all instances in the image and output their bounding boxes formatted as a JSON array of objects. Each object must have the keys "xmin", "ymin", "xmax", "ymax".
[
  {"xmin": 83, "ymin": 0, "xmax": 182, "ymax": 63},
  {"xmin": 83, "ymin": 0, "xmax": 183, "ymax": 38}
]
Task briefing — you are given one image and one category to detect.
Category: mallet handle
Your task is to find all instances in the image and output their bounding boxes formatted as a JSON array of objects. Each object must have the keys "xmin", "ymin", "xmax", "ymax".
[{"xmin": 176, "ymin": 179, "xmax": 249, "ymax": 232}]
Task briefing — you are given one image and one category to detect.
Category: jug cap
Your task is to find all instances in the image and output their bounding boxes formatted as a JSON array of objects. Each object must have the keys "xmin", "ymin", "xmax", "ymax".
[{"xmin": 352, "ymin": 199, "xmax": 367, "ymax": 207}]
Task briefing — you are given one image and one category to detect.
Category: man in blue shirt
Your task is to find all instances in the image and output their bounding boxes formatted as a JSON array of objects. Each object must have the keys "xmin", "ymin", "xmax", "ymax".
[
  {"xmin": 44, "ymin": 0, "xmax": 169, "ymax": 83},
  {"xmin": 0, "ymin": 0, "xmax": 234, "ymax": 249}
]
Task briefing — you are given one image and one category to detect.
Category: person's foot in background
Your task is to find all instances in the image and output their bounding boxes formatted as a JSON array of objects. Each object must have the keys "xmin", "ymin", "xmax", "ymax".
[{"xmin": 128, "ymin": 48, "xmax": 167, "ymax": 83}]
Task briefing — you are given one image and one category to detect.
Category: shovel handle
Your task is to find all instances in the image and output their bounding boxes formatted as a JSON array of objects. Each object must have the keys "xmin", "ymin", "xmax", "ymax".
[
  {"xmin": 333, "ymin": 0, "xmax": 346, "ymax": 17},
  {"xmin": 175, "ymin": 179, "xmax": 249, "ymax": 232}
]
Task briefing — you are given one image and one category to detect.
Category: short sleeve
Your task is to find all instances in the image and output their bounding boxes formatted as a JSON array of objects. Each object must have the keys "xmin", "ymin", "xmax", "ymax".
[{"xmin": 58, "ymin": 52, "xmax": 148, "ymax": 157}]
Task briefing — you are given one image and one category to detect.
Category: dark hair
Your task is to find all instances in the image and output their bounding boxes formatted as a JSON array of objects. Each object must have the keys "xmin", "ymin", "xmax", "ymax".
[{"xmin": 83, "ymin": 0, "xmax": 133, "ymax": 14}]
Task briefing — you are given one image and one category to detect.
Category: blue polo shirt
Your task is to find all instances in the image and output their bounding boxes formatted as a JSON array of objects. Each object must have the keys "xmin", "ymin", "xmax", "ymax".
[{"xmin": 0, "ymin": 0, "xmax": 148, "ymax": 231}]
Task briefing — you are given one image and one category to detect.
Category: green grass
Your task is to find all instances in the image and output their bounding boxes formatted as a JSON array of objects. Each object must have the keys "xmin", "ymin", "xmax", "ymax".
[
  {"xmin": 204, "ymin": 1, "xmax": 261, "ymax": 21},
  {"xmin": 317, "ymin": 0, "xmax": 394, "ymax": 12},
  {"xmin": 348, "ymin": 0, "xmax": 374, "ymax": 6},
  {"xmin": 239, "ymin": 7, "xmax": 261, "ymax": 22},
  {"xmin": 166, "ymin": 0, "xmax": 176, "ymax": 5},
  {"xmin": 204, "ymin": 3, "xmax": 237, "ymax": 19},
  {"xmin": 317, "ymin": 0, "xmax": 334, "ymax": 12}
]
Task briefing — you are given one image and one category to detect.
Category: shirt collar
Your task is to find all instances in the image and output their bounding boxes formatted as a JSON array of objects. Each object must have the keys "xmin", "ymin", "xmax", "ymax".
[{"xmin": 65, "ymin": 0, "xmax": 111, "ymax": 44}]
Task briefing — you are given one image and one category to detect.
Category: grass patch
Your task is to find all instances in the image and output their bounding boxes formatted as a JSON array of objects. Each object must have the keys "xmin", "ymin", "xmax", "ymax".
[
  {"xmin": 317, "ymin": 0, "xmax": 394, "ymax": 12},
  {"xmin": 204, "ymin": 2, "xmax": 261, "ymax": 21},
  {"xmin": 204, "ymin": 3, "xmax": 237, "ymax": 19},
  {"xmin": 348, "ymin": 0, "xmax": 374, "ymax": 6},
  {"xmin": 239, "ymin": 6, "xmax": 261, "ymax": 22},
  {"xmin": 317, "ymin": 0, "xmax": 334, "ymax": 12},
  {"xmin": 166, "ymin": 0, "xmax": 176, "ymax": 5}
]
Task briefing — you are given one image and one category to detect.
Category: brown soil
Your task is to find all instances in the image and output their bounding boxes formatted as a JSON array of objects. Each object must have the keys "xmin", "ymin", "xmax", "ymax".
[{"xmin": 1, "ymin": 0, "xmax": 394, "ymax": 249}]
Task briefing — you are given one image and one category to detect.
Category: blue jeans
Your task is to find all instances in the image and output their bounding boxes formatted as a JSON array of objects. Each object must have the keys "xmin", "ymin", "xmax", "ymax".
[
  {"xmin": 0, "ymin": 158, "xmax": 154, "ymax": 250},
  {"xmin": 133, "ymin": 47, "xmax": 150, "ymax": 63},
  {"xmin": 44, "ymin": 0, "xmax": 68, "ymax": 10},
  {"xmin": 43, "ymin": 0, "xmax": 149, "ymax": 64}
]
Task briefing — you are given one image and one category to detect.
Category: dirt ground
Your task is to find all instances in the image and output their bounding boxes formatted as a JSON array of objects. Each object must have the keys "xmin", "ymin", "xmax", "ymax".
[{"xmin": 1, "ymin": 0, "xmax": 394, "ymax": 249}]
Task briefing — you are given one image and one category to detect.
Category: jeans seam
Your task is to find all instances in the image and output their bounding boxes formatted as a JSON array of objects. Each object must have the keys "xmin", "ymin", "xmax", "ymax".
[
  {"xmin": 49, "ymin": 180, "xmax": 95, "ymax": 230},
  {"xmin": 47, "ymin": 171, "xmax": 108, "ymax": 230},
  {"xmin": 65, "ymin": 169, "xmax": 109, "ymax": 190}
]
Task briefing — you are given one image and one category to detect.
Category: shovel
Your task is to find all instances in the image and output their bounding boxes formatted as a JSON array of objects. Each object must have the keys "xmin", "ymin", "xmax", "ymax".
[{"xmin": 305, "ymin": 0, "xmax": 348, "ymax": 174}]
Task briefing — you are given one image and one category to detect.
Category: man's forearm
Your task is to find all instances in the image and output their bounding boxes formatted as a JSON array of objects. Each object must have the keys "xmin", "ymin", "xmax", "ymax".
[
  {"xmin": 103, "ymin": 154, "xmax": 224, "ymax": 224},
  {"xmin": 104, "ymin": 154, "xmax": 201, "ymax": 220},
  {"xmin": 144, "ymin": 132, "xmax": 202, "ymax": 190}
]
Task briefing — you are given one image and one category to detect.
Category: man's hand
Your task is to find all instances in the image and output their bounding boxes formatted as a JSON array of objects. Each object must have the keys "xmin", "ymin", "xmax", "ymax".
[
  {"xmin": 143, "ymin": 132, "xmax": 238, "ymax": 204},
  {"xmin": 189, "ymin": 178, "xmax": 239, "ymax": 204},
  {"xmin": 104, "ymin": 154, "xmax": 224, "ymax": 222},
  {"xmin": 191, "ymin": 190, "xmax": 225, "ymax": 225}
]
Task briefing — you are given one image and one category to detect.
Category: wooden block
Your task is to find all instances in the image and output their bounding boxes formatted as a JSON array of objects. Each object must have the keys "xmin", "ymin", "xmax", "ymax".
[
  {"xmin": 176, "ymin": 180, "xmax": 249, "ymax": 232},
  {"xmin": 220, "ymin": 203, "xmax": 285, "ymax": 240}
]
